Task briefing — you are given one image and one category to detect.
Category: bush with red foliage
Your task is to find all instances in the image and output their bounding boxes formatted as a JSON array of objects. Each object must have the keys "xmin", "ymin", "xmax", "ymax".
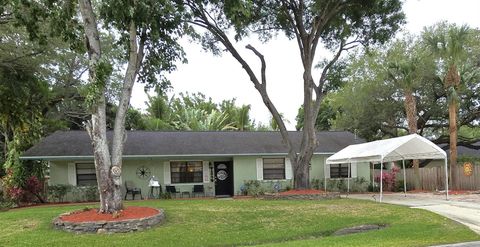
[
  {"xmin": 1, "ymin": 169, "xmax": 45, "ymax": 204},
  {"xmin": 375, "ymin": 165, "xmax": 400, "ymax": 191}
]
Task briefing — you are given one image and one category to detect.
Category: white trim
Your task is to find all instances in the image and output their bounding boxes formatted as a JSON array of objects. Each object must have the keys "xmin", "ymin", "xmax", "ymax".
[
  {"xmin": 67, "ymin": 163, "xmax": 76, "ymax": 186},
  {"xmin": 256, "ymin": 158, "xmax": 263, "ymax": 180},
  {"xmin": 285, "ymin": 158, "xmax": 293, "ymax": 180},
  {"xmin": 351, "ymin": 162, "xmax": 358, "ymax": 178},
  {"xmin": 202, "ymin": 161, "xmax": 210, "ymax": 183},
  {"xmin": 324, "ymin": 163, "xmax": 331, "ymax": 179},
  {"xmin": 163, "ymin": 161, "xmax": 171, "ymax": 185}
]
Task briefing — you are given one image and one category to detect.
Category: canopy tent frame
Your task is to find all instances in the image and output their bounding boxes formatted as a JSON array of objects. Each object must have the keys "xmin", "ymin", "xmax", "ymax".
[{"xmin": 325, "ymin": 134, "xmax": 449, "ymax": 202}]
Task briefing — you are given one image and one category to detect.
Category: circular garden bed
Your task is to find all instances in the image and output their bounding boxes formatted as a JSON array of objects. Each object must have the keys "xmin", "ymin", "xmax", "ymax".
[{"xmin": 53, "ymin": 206, "xmax": 165, "ymax": 234}]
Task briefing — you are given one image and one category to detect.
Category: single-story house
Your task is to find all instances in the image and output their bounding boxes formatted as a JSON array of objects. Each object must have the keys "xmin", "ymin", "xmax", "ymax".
[
  {"xmin": 21, "ymin": 131, "xmax": 367, "ymax": 197},
  {"xmin": 424, "ymin": 142, "xmax": 480, "ymax": 168}
]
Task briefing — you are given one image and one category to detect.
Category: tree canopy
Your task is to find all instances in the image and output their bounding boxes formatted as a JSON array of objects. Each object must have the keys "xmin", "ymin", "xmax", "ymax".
[{"xmin": 309, "ymin": 23, "xmax": 480, "ymax": 151}]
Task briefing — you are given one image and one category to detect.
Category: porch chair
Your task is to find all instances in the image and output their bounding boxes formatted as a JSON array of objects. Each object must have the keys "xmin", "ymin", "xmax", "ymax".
[
  {"xmin": 165, "ymin": 185, "xmax": 180, "ymax": 198},
  {"xmin": 125, "ymin": 181, "xmax": 143, "ymax": 200},
  {"xmin": 192, "ymin": 185, "xmax": 205, "ymax": 197}
]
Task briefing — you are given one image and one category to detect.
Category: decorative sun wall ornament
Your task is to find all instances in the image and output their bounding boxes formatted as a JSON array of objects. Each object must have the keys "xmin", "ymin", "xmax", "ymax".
[
  {"xmin": 136, "ymin": 166, "xmax": 151, "ymax": 179},
  {"xmin": 463, "ymin": 162, "xmax": 473, "ymax": 177},
  {"xmin": 111, "ymin": 166, "xmax": 122, "ymax": 177}
]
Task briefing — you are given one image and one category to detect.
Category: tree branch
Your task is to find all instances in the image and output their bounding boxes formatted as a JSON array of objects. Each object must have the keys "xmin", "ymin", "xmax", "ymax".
[{"xmin": 245, "ymin": 44, "xmax": 266, "ymax": 86}]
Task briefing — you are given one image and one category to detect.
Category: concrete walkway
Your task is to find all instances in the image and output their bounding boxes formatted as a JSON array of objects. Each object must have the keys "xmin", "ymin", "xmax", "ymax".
[{"xmin": 347, "ymin": 193, "xmax": 480, "ymax": 234}]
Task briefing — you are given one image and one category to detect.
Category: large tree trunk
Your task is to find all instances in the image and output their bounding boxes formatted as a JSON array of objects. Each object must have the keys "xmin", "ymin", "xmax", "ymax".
[
  {"xmin": 79, "ymin": 0, "xmax": 144, "ymax": 213},
  {"xmin": 110, "ymin": 21, "xmax": 144, "ymax": 207},
  {"xmin": 295, "ymin": 66, "xmax": 316, "ymax": 189},
  {"xmin": 404, "ymin": 88, "xmax": 420, "ymax": 189},
  {"xmin": 448, "ymin": 100, "xmax": 458, "ymax": 189},
  {"xmin": 186, "ymin": 2, "xmax": 350, "ymax": 190},
  {"xmin": 445, "ymin": 64, "xmax": 460, "ymax": 190},
  {"xmin": 78, "ymin": 0, "xmax": 118, "ymax": 213}
]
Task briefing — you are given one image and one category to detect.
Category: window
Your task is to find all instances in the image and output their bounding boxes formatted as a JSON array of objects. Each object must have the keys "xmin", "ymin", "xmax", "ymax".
[
  {"xmin": 330, "ymin": 164, "xmax": 350, "ymax": 178},
  {"xmin": 263, "ymin": 158, "xmax": 285, "ymax": 180},
  {"xmin": 170, "ymin": 161, "xmax": 203, "ymax": 184},
  {"xmin": 76, "ymin": 163, "xmax": 97, "ymax": 186}
]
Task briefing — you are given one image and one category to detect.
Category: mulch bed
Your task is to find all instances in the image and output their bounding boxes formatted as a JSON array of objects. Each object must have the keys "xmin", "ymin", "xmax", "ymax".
[{"xmin": 60, "ymin": 206, "xmax": 159, "ymax": 223}]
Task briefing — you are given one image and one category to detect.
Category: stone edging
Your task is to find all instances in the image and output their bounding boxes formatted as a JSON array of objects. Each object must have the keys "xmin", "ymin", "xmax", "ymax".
[
  {"xmin": 262, "ymin": 192, "xmax": 340, "ymax": 200},
  {"xmin": 53, "ymin": 208, "xmax": 165, "ymax": 234}
]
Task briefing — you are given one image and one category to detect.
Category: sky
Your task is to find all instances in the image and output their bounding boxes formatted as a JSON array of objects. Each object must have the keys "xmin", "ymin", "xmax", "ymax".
[{"xmin": 130, "ymin": 0, "xmax": 480, "ymax": 130}]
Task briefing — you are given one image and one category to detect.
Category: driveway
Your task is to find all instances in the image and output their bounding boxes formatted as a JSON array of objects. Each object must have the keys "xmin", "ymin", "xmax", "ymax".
[{"xmin": 347, "ymin": 193, "xmax": 480, "ymax": 234}]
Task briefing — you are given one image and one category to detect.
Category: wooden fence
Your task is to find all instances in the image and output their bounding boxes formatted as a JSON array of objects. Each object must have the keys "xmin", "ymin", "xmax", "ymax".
[{"xmin": 375, "ymin": 166, "xmax": 480, "ymax": 191}]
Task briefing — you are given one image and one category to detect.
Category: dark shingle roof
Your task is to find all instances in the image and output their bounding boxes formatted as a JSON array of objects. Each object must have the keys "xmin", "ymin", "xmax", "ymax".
[
  {"xmin": 439, "ymin": 142, "xmax": 480, "ymax": 157},
  {"xmin": 21, "ymin": 131, "xmax": 363, "ymax": 159}
]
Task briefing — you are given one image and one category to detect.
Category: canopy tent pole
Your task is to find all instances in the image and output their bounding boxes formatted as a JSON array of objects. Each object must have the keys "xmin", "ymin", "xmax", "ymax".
[
  {"xmin": 402, "ymin": 159, "xmax": 407, "ymax": 197},
  {"xmin": 324, "ymin": 165, "xmax": 327, "ymax": 194},
  {"xmin": 371, "ymin": 163, "xmax": 375, "ymax": 190},
  {"xmin": 445, "ymin": 158, "xmax": 449, "ymax": 200},
  {"xmin": 347, "ymin": 163, "xmax": 350, "ymax": 195},
  {"xmin": 379, "ymin": 161, "xmax": 383, "ymax": 202}
]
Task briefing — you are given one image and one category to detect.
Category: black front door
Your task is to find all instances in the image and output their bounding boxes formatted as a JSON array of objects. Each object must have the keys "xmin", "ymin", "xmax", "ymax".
[{"xmin": 214, "ymin": 161, "xmax": 233, "ymax": 197}]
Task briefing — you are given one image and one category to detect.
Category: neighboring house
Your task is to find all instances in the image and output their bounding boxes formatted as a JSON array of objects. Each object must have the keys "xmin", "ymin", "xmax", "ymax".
[
  {"xmin": 20, "ymin": 131, "xmax": 367, "ymax": 197},
  {"xmin": 424, "ymin": 142, "xmax": 480, "ymax": 168}
]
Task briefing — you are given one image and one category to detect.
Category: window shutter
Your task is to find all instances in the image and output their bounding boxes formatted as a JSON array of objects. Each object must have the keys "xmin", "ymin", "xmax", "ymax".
[
  {"xmin": 285, "ymin": 158, "xmax": 292, "ymax": 179},
  {"xmin": 67, "ymin": 163, "xmax": 77, "ymax": 186},
  {"xmin": 163, "ymin": 161, "xmax": 171, "ymax": 185},
  {"xmin": 256, "ymin": 158, "xmax": 263, "ymax": 180},
  {"xmin": 324, "ymin": 163, "xmax": 330, "ymax": 179},
  {"xmin": 351, "ymin": 162, "xmax": 358, "ymax": 178},
  {"xmin": 202, "ymin": 161, "xmax": 210, "ymax": 183}
]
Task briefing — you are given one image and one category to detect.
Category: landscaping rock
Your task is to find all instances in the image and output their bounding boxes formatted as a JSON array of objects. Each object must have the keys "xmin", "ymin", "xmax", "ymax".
[{"xmin": 53, "ymin": 208, "xmax": 165, "ymax": 234}]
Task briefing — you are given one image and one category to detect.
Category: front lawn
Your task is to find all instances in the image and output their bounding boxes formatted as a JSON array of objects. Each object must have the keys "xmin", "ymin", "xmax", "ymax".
[{"xmin": 0, "ymin": 198, "xmax": 478, "ymax": 246}]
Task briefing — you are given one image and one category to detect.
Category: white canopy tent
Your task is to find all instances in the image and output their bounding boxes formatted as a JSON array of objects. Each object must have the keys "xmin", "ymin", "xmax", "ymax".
[{"xmin": 326, "ymin": 134, "xmax": 448, "ymax": 202}]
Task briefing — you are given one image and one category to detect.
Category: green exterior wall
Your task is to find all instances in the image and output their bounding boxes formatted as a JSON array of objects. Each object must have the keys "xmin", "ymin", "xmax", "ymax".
[
  {"xmin": 232, "ymin": 156, "xmax": 258, "ymax": 195},
  {"xmin": 48, "ymin": 154, "xmax": 372, "ymax": 200},
  {"xmin": 357, "ymin": 162, "xmax": 370, "ymax": 181},
  {"xmin": 48, "ymin": 161, "xmax": 69, "ymax": 185}
]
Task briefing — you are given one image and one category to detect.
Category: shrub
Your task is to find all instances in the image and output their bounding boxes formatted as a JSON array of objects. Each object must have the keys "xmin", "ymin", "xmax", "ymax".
[
  {"xmin": 368, "ymin": 183, "xmax": 379, "ymax": 192},
  {"xmin": 24, "ymin": 175, "xmax": 45, "ymax": 202},
  {"xmin": 242, "ymin": 180, "xmax": 265, "ymax": 196},
  {"xmin": 48, "ymin": 184, "xmax": 70, "ymax": 202},
  {"xmin": 84, "ymin": 186, "xmax": 99, "ymax": 201},
  {"xmin": 325, "ymin": 178, "xmax": 369, "ymax": 192},
  {"xmin": 351, "ymin": 177, "xmax": 369, "ymax": 192},
  {"xmin": 374, "ymin": 166, "xmax": 400, "ymax": 192},
  {"xmin": 0, "ymin": 201, "xmax": 14, "ymax": 211},
  {"xmin": 6, "ymin": 186, "xmax": 24, "ymax": 204},
  {"xmin": 160, "ymin": 192, "xmax": 172, "ymax": 199},
  {"xmin": 1, "ymin": 160, "xmax": 47, "ymax": 204},
  {"xmin": 311, "ymin": 179, "xmax": 322, "ymax": 190},
  {"xmin": 285, "ymin": 181, "xmax": 292, "ymax": 191}
]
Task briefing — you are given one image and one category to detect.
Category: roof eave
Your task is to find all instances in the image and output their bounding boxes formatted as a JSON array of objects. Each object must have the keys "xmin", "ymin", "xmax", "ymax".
[{"xmin": 20, "ymin": 152, "xmax": 335, "ymax": 161}]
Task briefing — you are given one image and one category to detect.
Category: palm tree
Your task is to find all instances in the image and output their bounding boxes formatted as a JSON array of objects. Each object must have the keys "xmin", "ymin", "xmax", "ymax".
[
  {"xmin": 235, "ymin": 105, "xmax": 252, "ymax": 131},
  {"xmin": 269, "ymin": 113, "xmax": 290, "ymax": 131},
  {"xmin": 172, "ymin": 108, "xmax": 237, "ymax": 131},
  {"xmin": 386, "ymin": 37, "xmax": 429, "ymax": 189},
  {"xmin": 424, "ymin": 23, "xmax": 471, "ymax": 189}
]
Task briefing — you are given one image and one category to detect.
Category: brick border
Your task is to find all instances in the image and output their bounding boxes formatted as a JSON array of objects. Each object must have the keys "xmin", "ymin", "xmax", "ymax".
[
  {"xmin": 53, "ymin": 208, "xmax": 165, "ymax": 234},
  {"xmin": 262, "ymin": 192, "xmax": 340, "ymax": 200}
]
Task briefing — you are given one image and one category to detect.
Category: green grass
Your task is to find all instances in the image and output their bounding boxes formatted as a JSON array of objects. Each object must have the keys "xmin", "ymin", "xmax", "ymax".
[{"xmin": 0, "ymin": 198, "xmax": 478, "ymax": 246}]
